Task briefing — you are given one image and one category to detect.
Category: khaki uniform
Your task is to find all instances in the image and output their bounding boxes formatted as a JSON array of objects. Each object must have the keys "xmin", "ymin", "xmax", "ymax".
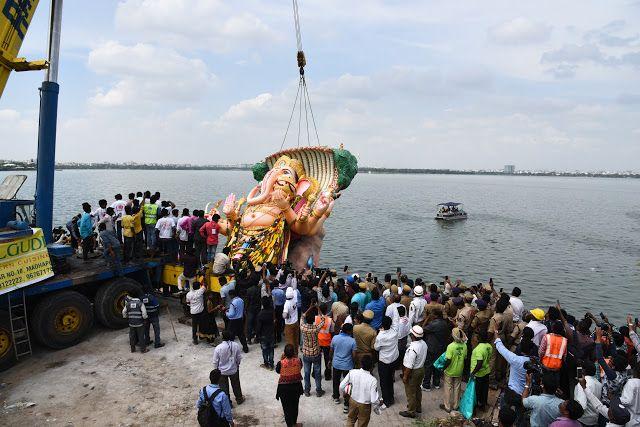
[
  {"xmin": 353, "ymin": 323, "xmax": 377, "ymax": 368},
  {"xmin": 444, "ymin": 299, "xmax": 458, "ymax": 319},
  {"xmin": 470, "ymin": 309, "xmax": 492, "ymax": 348},
  {"xmin": 423, "ymin": 302, "xmax": 445, "ymax": 325},
  {"xmin": 488, "ymin": 312, "xmax": 513, "ymax": 384},
  {"xmin": 509, "ymin": 320, "xmax": 527, "ymax": 351},
  {"xmin": 400, "ymin": 295, "xmax": 412, "ymax": 312}
]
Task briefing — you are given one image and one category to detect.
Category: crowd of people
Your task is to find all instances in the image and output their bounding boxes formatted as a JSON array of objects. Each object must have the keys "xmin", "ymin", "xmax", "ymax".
[
  {"xmin": 77, "ymin": 191, "xmax": 639, "ymax": 427},
  {"xmin": 190, "ymin": 266, "xmax": 640, "ymax": 427},
  {"xmin": 64, "ymin": 190, "xmax": 224, "ymax": 276}
]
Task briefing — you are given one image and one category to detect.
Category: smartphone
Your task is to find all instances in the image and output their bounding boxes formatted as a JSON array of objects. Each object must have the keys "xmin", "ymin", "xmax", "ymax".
[
  {"xmin": 499, "ymin": 288, "xmax": 503, "ymax": 293},
  {"xmin": 599, "ymin": 312, "xmax": 606, "ymax": 320},
  {"xmin": 344, "ymin": 265, "xmax": 348, "ymax": 272},
  {"xmin": 576, "ymin": 366, "xmax": 583, "ymax": 379},
  {"xmin": 396, "ymin": 267, "xmax": 401, "ymax": 273},
  {"xmin": 636, "ymin": 318, "xmax": 639, "ymax": 326},
  {"xmin": 439, "ymin": 281, "xmax": 445, "ymax": 287}
]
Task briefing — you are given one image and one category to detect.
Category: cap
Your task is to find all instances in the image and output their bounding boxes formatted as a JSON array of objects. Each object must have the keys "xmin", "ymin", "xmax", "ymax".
[
  {"xmin": 359, "ymin": 282, "xmax": 367, "ymax": 290},
  {"xmin": 286, "ymin": 287, "xmax": 294, "ymax": 299},
  {"xmin": 390, "ymin": 284, "xmax": 398, "ymax": 294},
  {"xmin": 410, "ymin": 325, "xmax": 423, "ymax": 338},
  {"xmin": 363, "ymin": 310, "xmax": 374, "ymax": 320},
  {"xmin": 482, "ymin": 283, "xmax": 492, "ymax": 291},
  {"xmin": 530, "ymin": 308, "xmax": 545, "ymax": 321},
  {"xmin": 403, "ymin": 285, "xmax": 411, "ymax": 294},
  {"xmin": 476, "ymin": 299, "xmax": 487, "ymax": 309},
  {"xmin": 452, "ymin": 296, "xmax": 463, "ymax": 305},
  {"xmin": 609, "ymin": 397, "xmax": 631, "ymax": 424},
  {"xmin": 413, "ymin": 286, "xmax": 424, "ymax": 296},
  {"xmin": 463, "ymin": 291, "xmax": 474, "ymax": 302}
]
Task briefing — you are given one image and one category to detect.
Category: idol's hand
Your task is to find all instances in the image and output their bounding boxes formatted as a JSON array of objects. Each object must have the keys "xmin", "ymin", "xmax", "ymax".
[
  {"xmin": 272, "ymin": 189, "xmax": 290, "ymax": 210},
  {"xmin": 223, "ymin": 193, "xmax": 238, "ymax": 220}
]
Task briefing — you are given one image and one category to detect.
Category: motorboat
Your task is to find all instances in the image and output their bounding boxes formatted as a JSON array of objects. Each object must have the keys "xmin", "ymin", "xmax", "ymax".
[{"xmin": 435, "ymin": 202, "xmax": 467, "ymax": 221}]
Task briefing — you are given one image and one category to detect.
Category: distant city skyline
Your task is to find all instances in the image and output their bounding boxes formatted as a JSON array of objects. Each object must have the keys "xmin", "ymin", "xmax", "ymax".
[{"xmin": 1, "ymin": 1, "xmax": 639, "ymax": 171}]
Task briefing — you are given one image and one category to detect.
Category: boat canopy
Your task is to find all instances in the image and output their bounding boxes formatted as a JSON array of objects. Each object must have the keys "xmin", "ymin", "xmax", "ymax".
[{"xmin": 437, "ymin": 202, "xmax": 462, "ymax": 207}]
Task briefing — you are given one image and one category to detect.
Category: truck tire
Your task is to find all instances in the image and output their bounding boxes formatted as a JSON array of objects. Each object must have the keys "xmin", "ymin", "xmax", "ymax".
[
  {"xmin": 0, "ymin": 314, "xmax": 17, "ymax": 371},
  {"xmin": 31, "ymin": 291, "xmax": 94, "ymax": 349},
  {"xmin": 94, "ymin": 277, "xmax": 143, "ymax": 329}
]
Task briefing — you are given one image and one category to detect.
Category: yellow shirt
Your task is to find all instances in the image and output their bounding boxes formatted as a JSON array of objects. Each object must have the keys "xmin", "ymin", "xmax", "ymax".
[
  {"xmin": 133, "ymin": 211, "xmax": 143, "ymax": 234},
  {"xmin": 121, "ymin": 215, "xmax": 135, "ymax": 238}
]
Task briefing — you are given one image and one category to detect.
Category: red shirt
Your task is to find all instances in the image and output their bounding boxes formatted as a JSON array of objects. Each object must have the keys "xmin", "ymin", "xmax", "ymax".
[{"xmin": 199, "ymin": 221, "xmax": 220, "ymax": 245}]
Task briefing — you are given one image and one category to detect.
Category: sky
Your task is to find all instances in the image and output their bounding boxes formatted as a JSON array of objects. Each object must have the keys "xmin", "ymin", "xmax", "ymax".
[{"xmin": 1, "ymin": 0, "xmax": 639, "ymax": 171}]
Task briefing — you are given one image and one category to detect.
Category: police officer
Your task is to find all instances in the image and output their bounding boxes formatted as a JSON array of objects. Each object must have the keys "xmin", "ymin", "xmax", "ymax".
[
  {"xmin": 122, "ymin": 295, "xmax": 148, "ymax": 353},
  {"xmin": 142, "ymin": 289, "xmax": 165, "ymax": 349}
]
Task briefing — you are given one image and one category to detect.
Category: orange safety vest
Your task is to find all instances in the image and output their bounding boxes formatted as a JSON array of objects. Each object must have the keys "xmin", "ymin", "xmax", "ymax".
[
  {"xmin": 315, "ymin": 315, "xmax": 333, "ymax": 347},
  {"xmin": 541, "ymin": 334, "xmax": 567, "ymax": 371}
]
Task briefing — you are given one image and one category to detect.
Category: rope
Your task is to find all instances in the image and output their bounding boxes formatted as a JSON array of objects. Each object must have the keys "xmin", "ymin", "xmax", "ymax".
[
  {"xmin": 297, "ymin": 77, "xmax": 303, "ymax": 147},
  {"xmin": 303, "ymin": 80, "xmax": 310, "ymax": 146},
  {"xmin": 280, "ymin": 78, "xmax": 302, "ymax": 150},
  {"xmin": 302, "ymin": 78, "xmax": 320, "ymax": 145}
]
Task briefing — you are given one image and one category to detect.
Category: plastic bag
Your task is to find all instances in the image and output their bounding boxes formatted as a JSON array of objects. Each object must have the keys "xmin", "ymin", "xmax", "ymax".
[
  {"xmin": 459, "ymin": 377, "xmax": 476, "ymax": 419},
  {"xmin": 433, "ymin": 352, "xmax": 447, "ymax": 370}
]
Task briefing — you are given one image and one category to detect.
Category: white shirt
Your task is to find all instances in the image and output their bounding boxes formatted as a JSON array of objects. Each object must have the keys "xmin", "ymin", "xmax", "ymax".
[
  {"xmin": 186, "ymin": 287, "xmax": 206, "ymax": 314},
  {"xmin": 374, "ymin": 329, "xmax": 399, "ymax": 364},
  {"xmin": 409, "ymin": 297, "xmax": 427, "ymax": 325},
  {"xmin": 176, "ymin": 218, "xmax": 189, "ymax": 241},
  {"xmin": 283, "ymin": 299, "xmax": 298, "ymax": 325},
  {"xmin": 397, "ymin": 316, "xmax": 411, "ymax": 339},
  {"xmin": 509, "ymin": 296, "xmax": 524, "ymax": 322},
  {"xmin": 111, "ymin": 200, "xmax": 127, "ymax": 221},
  {"xmin": 526, "ymin": 320, "xmax": 548, "ymax": 347},
  {"xmin": 212, "ymin": 340, "xmax": 243, "ymax": 376},
  {"xmin": 583, "ymin": 386, "xmax": 627, "ymax": 427},
  {"xmin": 92, "ymin": 207, "xmax": 106, "ymax": 225},
  {"xmin": 621, "ymin": 378, "xmax": 640, "ymax": 425},
  {"xmin": 339, "ymin": 369, "xmax": 379, "ymax": 405},
  {"xmin": 385, "ymin": 302, "xmax": 400, "ymax": 332},
  {"xmin": 403, "ymin": 338, "xmax": 428, "ymax": 369},
  {"xmin": 574, "ymin": 376, "xmax": 603, "ymax": 426},
  {"xmin": 155, "ymin": 217, "xmax": 175, "ymax": 239},
  {"xmin": 212, "ymin": 252, "xmax": 230, "ymax": 274},
  {"xmin": 344, "ymin": 315, "xmax": 353, "ymax": 325},
  {"xmin": 168, "ymin": 214, "xmax": 179, "ymax": 227}
]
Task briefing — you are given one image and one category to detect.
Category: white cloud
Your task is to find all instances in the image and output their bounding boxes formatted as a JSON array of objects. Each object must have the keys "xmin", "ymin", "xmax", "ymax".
[
  {"xmin": 114, "ymin": 0, "xmax": 282, "ymax": 53},
  {"xmin": 489, "ymin": 17, "xmax": 552, "ymax": 45},
  {"xmin": 87, "ymin": 41, "xmax": 216, "ymax": 107},
  {"xmin": 216, "ymin": 93, "xmax": 273, "ymax": 124}
]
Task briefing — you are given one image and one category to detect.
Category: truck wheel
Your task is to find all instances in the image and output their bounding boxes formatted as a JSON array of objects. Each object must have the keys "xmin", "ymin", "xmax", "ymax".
[
  {"xmin": 95, "ymin": 277, "xmax": 143, "ymax": 329},
  {"xmin": 0, "ymin": 314, "xmax": 17, "ymax": 371},
  {"xmin": 31, "ymin": 291, "xmax": 94, "ymax": 349}
]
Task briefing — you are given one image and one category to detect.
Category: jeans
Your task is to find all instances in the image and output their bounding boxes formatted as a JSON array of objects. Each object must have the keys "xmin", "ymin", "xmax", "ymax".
[
  {"xmin": 100, "ymin": 230, "xmax": 122, "ymax": 276},
  {"xmin": 144, "ymin": 315, "xmax": 161, "ymax": 345},
  {"xmin": 195, "ymin": 241, "xmax": 207, "ymax": 266},
  {"xmin": 423, "ymin": 352, "xmax": 441, "ymax": 388},
  {"xmin": 261, "ymin": 337, "xmax": 274, "ymax": 368},
  {"xmin": 134, "ymin": 232, "xmax": 144, "ymax": 258},
  {"xmin": 303, "ymin": 354, "xmax": 322, "ymax": 393},
  {"xmin": 207, "ymin": 244, "xmax": 217, "ymax": 262},
  {"xmin": 145, "ymin": 224, "xmax": 157, "ymax": 249},
  {"xmin": 320, "ymin": 346, "xmax": 332, "ymax": 379}
]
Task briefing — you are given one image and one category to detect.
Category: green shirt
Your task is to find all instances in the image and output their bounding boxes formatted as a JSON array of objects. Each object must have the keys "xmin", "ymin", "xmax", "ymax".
[
  {"xmin": 471, "ymin": 343, "xmax": 492, "ymax": 378},
  {"xmin": 444, "ymin": 342, "xmax": 467, "ymax": 377}
]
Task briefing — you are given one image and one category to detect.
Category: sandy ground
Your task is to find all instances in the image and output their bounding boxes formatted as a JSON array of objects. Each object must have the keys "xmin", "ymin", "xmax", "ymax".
[{"xmin": 0, "ymin": 298, "xmax": 493, "ymax": 426}]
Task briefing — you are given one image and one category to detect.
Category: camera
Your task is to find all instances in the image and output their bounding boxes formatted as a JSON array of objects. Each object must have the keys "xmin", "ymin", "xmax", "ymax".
[{"xmin": 524, "ymin": 357, "xmax": 543, "ymax": 395}]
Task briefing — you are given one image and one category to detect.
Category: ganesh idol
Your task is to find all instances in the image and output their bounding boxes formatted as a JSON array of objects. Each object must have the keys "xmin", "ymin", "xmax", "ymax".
[{"xmin": 214, "ymin": 146, "xmax": 357, "ymax": 271}]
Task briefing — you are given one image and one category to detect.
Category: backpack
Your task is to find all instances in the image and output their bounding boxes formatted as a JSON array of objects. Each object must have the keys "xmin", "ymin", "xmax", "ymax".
[{"xmin": 197, "ymin": 386, "xmax": 229, "ymax": 427}]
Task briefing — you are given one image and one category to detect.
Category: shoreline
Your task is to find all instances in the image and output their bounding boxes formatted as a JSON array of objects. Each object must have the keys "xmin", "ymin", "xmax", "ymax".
[{"xmin": 1, "ymin": 166, "xmax": 639, "ymax": 179}]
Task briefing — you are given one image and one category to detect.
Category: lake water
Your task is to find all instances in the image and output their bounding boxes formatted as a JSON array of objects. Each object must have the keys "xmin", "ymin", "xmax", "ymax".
[{"xmin": 3, "ymin": 170, "xmax": 639, "ymax": 323}]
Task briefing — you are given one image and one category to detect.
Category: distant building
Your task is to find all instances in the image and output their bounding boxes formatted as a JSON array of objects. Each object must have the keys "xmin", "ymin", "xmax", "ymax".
[{"xmin": 504, "ymin": 164, "xmax": 515, "ymax": 174}]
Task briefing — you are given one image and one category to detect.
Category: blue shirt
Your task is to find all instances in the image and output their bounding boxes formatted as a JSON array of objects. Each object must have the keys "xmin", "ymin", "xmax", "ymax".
[
  {"xmin": 351, "ymin": 292, "xmax": 367, "ymax": 312},
  {"xmin": 220, "ymin": 280, "xmax": 236, "ymax": 308},
  {"xmin": 226, "ymin": 296, "xmax": 244, "ymax": 320},
  {"xmin": 365, "ymin": 297, "xmax": 387, "ymax": 330},
  {"xmin": 523, "ymin": 393, "xmax": 563, "ymax": 427},
  {"xmin": 495, "ymin": 338, "xmax": 529, "ymax": 394},
  {"xmin": 196, "ymin": 384, "xmax": 233, "ymax": 423},
  {"xmin": 331, "ymin": 332, "xmax": 357, "ymax": 371},
  {"xmin": 78, "ymin": 212, "xmax": 93, "ymax": 238},
  {"xmin": 272, "ymin": 288, "xmax": 286, "ymax": 307}
]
